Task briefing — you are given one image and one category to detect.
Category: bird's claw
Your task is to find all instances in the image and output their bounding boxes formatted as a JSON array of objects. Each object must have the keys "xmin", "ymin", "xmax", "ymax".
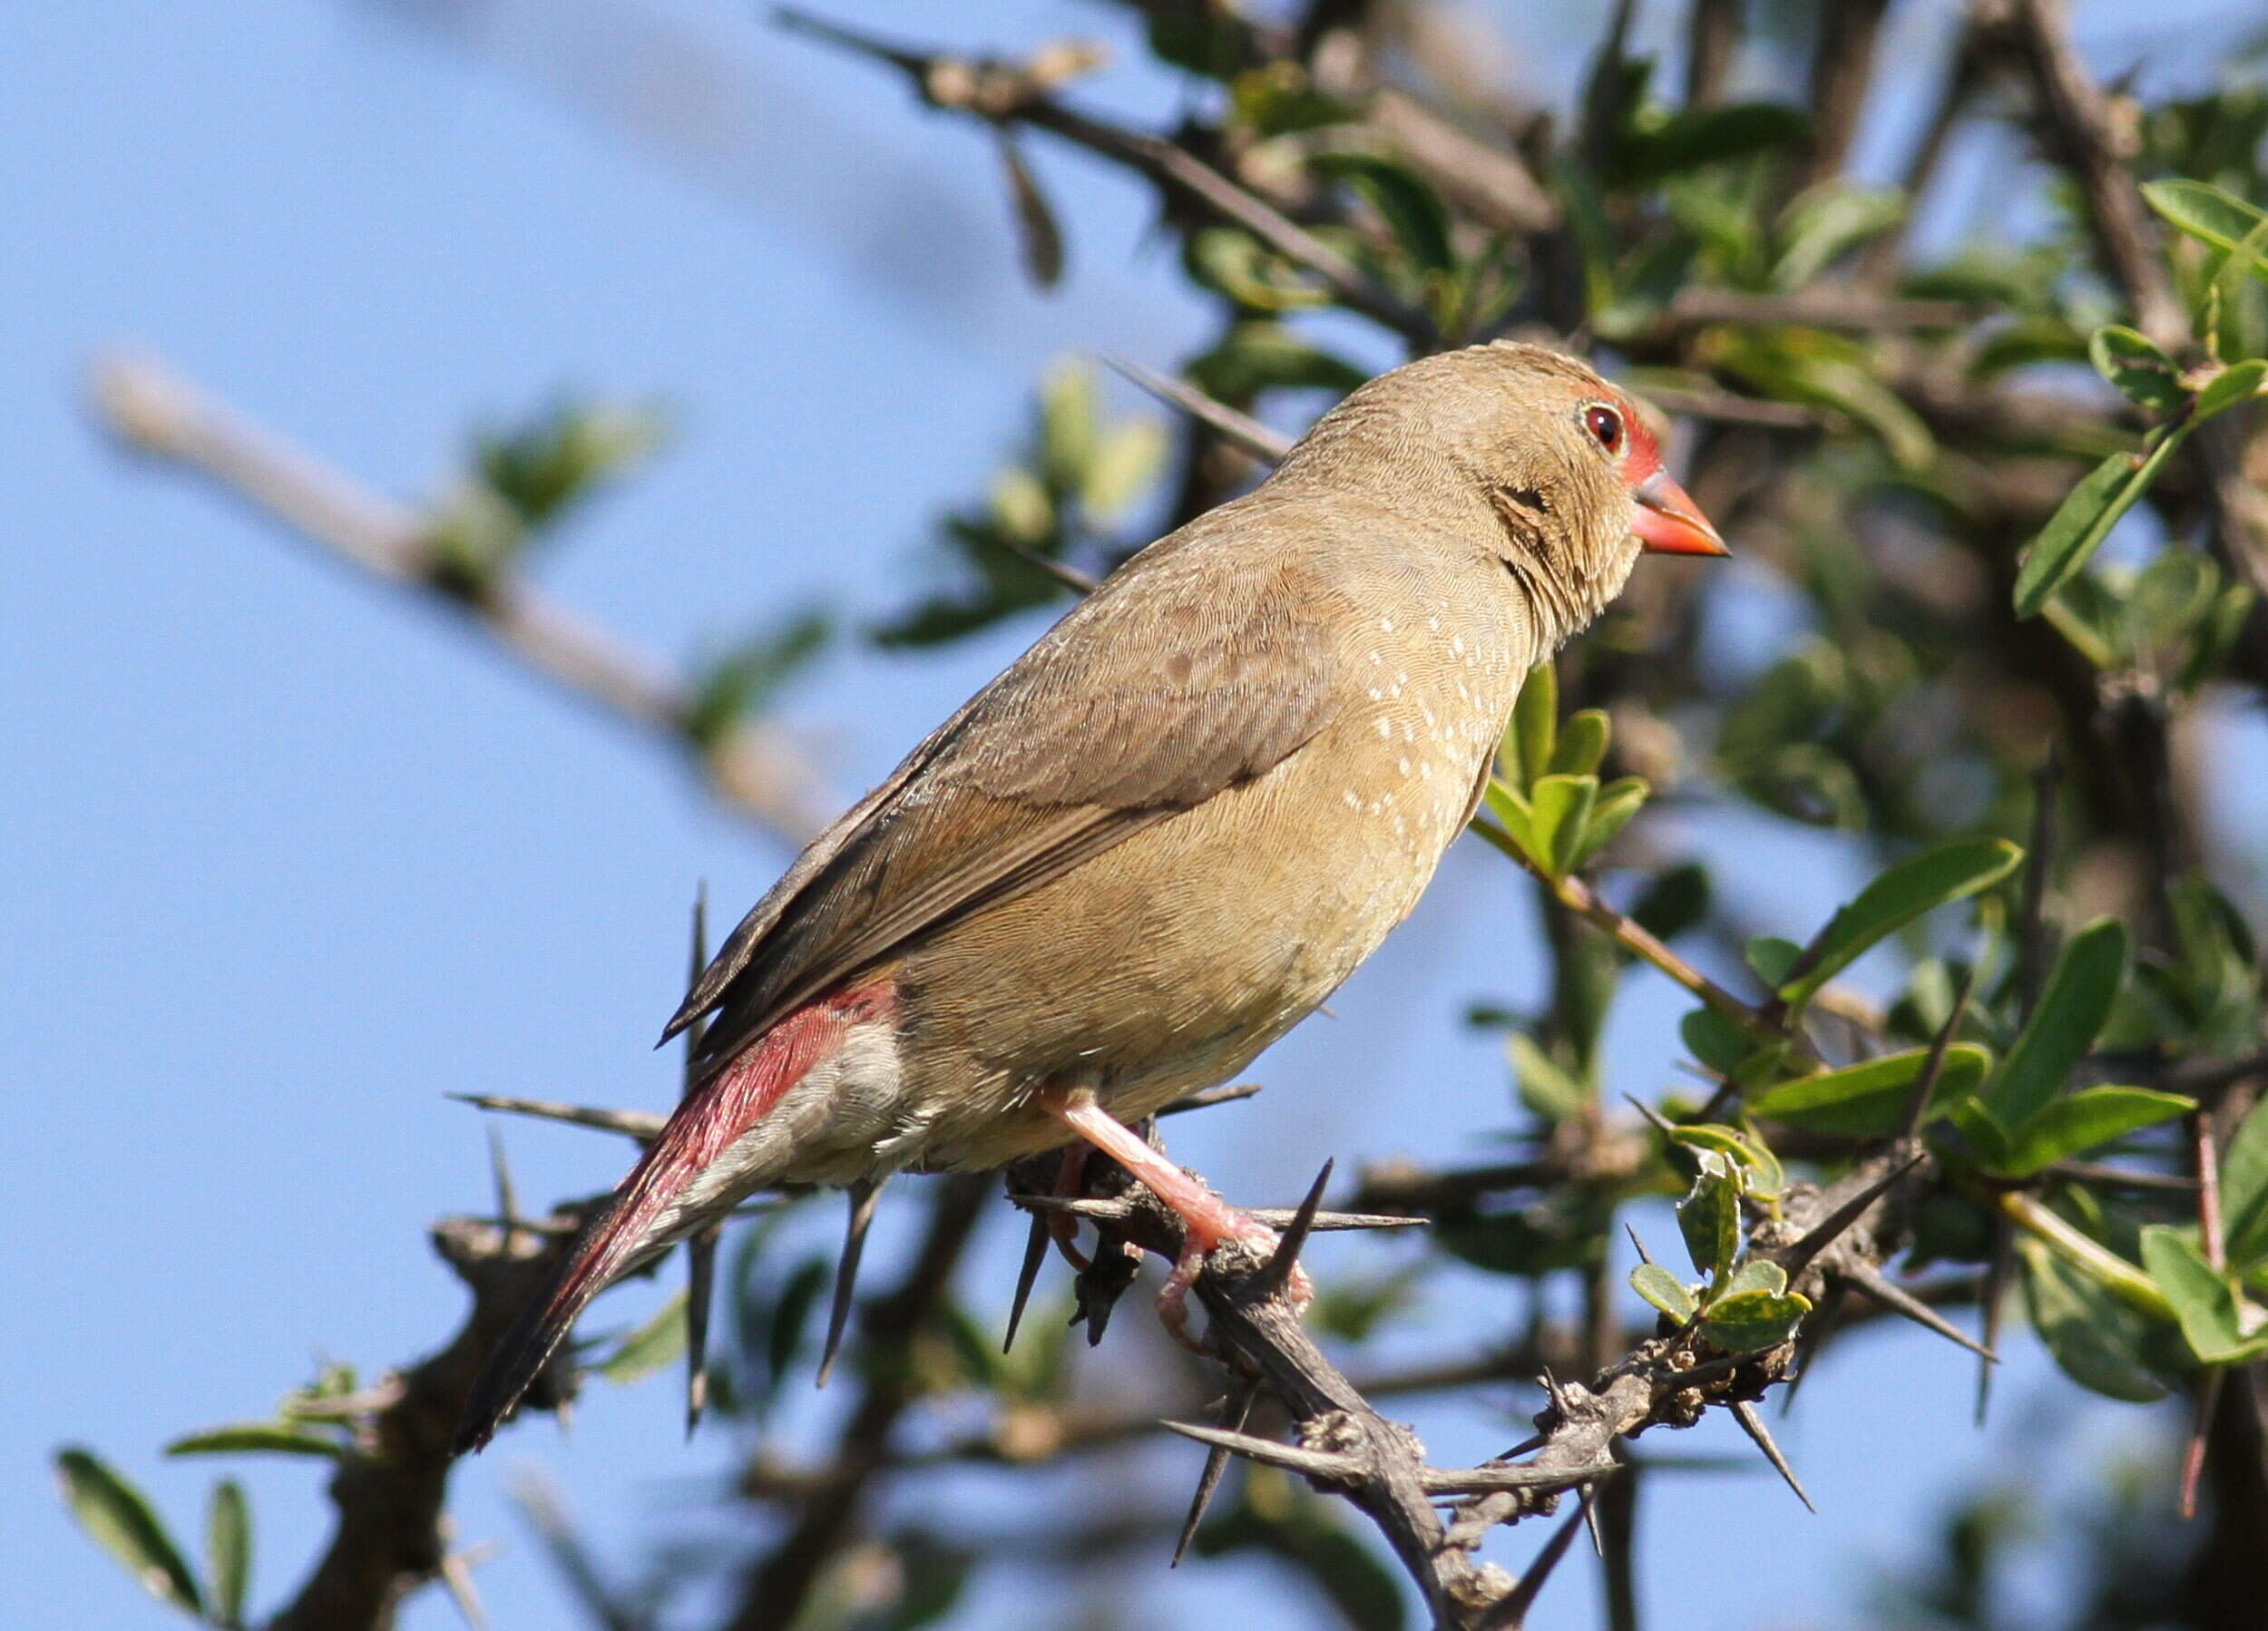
[{"xmin": 1155, "ymin": 1210, "xmax": 1315, "ymax": 1352}]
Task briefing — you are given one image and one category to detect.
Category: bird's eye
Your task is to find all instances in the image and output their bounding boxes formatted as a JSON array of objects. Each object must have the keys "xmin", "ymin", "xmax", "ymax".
[{"xmin": 1583, "ymin": 404, "xmax": 1625, "ymax": 454}]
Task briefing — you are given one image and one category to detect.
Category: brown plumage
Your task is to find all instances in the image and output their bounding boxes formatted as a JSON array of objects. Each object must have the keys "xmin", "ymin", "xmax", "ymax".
[{"xmin": 457, "ymin": 341, "xmax": 1725, "ymax": 1452}]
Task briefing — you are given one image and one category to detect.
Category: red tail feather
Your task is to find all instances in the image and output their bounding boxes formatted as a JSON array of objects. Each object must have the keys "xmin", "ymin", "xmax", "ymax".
[{"xmin": 455, "ymin": 982, "xmax": 894, "ymax": 1454}]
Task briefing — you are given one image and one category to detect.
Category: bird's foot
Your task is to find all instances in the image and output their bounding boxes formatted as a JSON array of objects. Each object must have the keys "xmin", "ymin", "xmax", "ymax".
[
  {"xmin": 1154, "ymin": 1198, "xmax": 1314, "ymax": 1352},
  {"xmin": 1039, "ymin": 1087, "xmax": 1314, "ymax": 1352}
]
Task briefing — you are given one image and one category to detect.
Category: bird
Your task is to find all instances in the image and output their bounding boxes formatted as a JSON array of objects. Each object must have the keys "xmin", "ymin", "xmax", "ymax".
[{"xmin": 455, "ymin": 340, "xmax": 1725, "ymax": 1454}]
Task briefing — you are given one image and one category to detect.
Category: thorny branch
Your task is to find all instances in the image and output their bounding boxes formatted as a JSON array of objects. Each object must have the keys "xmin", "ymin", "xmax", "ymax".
[{"xmin": 996, "ymin": 1135, "xmax": 1962, "ymax": 1629}]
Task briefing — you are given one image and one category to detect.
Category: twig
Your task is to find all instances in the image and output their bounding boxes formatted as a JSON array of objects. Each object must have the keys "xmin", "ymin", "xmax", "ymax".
[
  {"xmin": 776, "ymin": 8, "xmax": 1435, "ymax": 346},
  {"xmin": 88, "ymin": 352, "xmax": 829, "ymax": 845},
  {"xmin": 2004, "ymin": 0, "xmax": 2186, "ymax": 348}
]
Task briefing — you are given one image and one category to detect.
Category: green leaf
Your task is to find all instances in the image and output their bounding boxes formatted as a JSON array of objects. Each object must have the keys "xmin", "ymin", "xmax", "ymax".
[
  {"xmin": 1630, "ymin": 1263, "xmax": 1697, "ymax": 1323},
  {"xmin": 1779, "ymin": 839, "xmax": 2023, "ymax": 1009},
  {"xmin": 1038, "ymin": 362, "xmax": 1097, "ymax": 496},
  {"xmin": 1995, "ymin": 1087, "xmax": 2196, "ymax": 1177},
  {"xmin": 165, "ymin": 1426, "xmax": 344, "ymax": 1460},
  {"xmin": 597, "ymin": 1288, "xmax": 689, "ymax": 1384},
  {"xmin": 2019, "ymin": 1237, "xmax": 2172, "ymax": 1401},
  {"xmin": 1699, "ymin": 1289, "xmax": 1811, "ymax": 1353},
  {"xmin": 1982, "ymin": 918, "xmax": 2130, "ymax": 1128},
  {"xmin": 2220, "ymin": 1094, "xmax": 2268, "ymax": 1270},
  {"xmin": 1481, "ymin": 778, "xmax": 1538, "ymax": 859},
  {"xmin": 206, "ymin": 1480, "xmax": 249, "ymax": 1629},
  {"xmin": 1509, "ymin": 1030, "xmax": 1589, "ymax": 1122},
  {"xmin": 1310, "ymin": 151, "xmax": 1454, "ymax": 274},
  {"xmin": 2195, "ymin": 357, "xmax": 2268, "ymax": 419},
  {"xmin": 1548, "ymin": 708, "xmax": 1610, "ymax": 776},
  {"xmin": 1081, "ymin": 420, "xmax": 1168, "ymax": 518},
  {"xmin": 2207, "ymin": 212, "xmax": 2268, "ymax": 358},
  {"xmin": 2014, "ymin": 439, "xmax": 2186, "ymax": 618},
  {"xmin": 1184, "ymin": 322, "xmax": 1367, "ymax": 399},
  {"xmin": 1569, "ymin": 776, "xmax": 1647, "ymax": 873},
  {"xmin": 1748, "ymin": 1044, "xmax": 1992, "ymax": 1137},
  {"xmin": 1509, "ymin": 662, "xmax": 1557, "ymax": 790},
  {"xmin": 1186, "ymin": 227, "xmax": 1330, "ymax": 312},
  {"xmin": 1773, "ymin": 187, "xmax": 1905, "ymax": 288},
  {"xmin": 1744, "ymin": 936, "xmax": 1802, "ymax": 990},
  {"xmin": 1946, "ymin": 1095, "xmax": 2012, "ymax": 1168},
  {"xmin": 684, "ymin": 610, "xmax": 830, "ymax": 755},
  {"xmin": 2087, "ymin": 326, "xmax": 2185, "ymax": 415},
  {"xmin": 1678, "ymin": 1005, "xmax": 1753, "ymax": 1077},
  {"xmin": 2143, "ymin": 179, "xmax": 2268, "ymax": 279},
  {"xmin": 1722, "ymin": 1259, "xmax": 1790, "ymax": 1299},
  {"xmin": 54, "ymin": 1448, "xmax": 204, "ymax": 1615},
  {"xmin": 1666, "ymin": 1124, "xmax": 1783, "ymax": 1197},
  {"xmin": 1677, "ymin": 1154, "xmax": 1742, "ymax": 1284},
  {"xmin": 1630, "ymin": 862, "xmax": 1711, "ymax": 942},
  {"xmin": 1530, "ymin": 774, "xmax": 1597, "ymax": 878},
  {"xmin": 2140, "ymin": 1224, "xmax": 2268, "ymax": 1365}
]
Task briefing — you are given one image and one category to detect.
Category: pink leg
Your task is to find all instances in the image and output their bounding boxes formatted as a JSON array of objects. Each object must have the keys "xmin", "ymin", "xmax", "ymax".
[{"xmin": 1040, "ymin": 1089, "xmax": 1312, "ymax": 1343}]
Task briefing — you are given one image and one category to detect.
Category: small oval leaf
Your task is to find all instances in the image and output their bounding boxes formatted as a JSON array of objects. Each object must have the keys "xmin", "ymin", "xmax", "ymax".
[{"xmin": 54, "ymin": 1448, "xmax": 205, "ymax": 1615}]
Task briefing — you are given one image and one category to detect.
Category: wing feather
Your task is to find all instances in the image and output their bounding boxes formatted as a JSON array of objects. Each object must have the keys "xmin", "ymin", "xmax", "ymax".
[{"xmin": 669, "ymin": 526, "xmax": 1347, "ymax": 1080}]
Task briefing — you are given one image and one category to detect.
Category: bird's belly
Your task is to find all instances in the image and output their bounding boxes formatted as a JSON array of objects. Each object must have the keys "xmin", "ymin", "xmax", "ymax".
[{"xmin": 848, "ymin": 692, "xmax": 1503, "ymax": 1177}]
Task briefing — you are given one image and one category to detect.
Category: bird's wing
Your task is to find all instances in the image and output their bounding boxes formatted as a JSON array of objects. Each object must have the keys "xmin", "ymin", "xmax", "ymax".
[{"xmin": 665, "ymin": 541, "xmax": 1345, "ymax": 1078}]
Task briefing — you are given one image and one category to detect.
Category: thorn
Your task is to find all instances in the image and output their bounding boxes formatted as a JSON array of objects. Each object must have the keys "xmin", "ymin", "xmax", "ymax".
[
  {"xmin": 451, "ymin": 1093, "xmax": 665, "ymax": 1143},
  {"xmin": 993, "ymin": 533, "xmax": 1100, "ymax": 595},
  {"xmin": 1841, "ymin": 1261, "xmax": 1997, "ymax": 1362},
  {"xmin": 1775, "ymin": 1152, "xmax": 1924, "ymax": 1283},
  {"xmin": 1624, "ymin": 1222, "xmax": 1655, "ymax": 1265},
  {"xmin": 1173, "ymin": 1387, "xmax": 1255, "ymax": 1566},
  {"xmin": 1004, "ymin": 1206, "xmax": 1050, "ymax": 1353},
  {"xmin": 1623, "ymin": 1093, "xmax": 1678, "ymax": 1138},
  {"xmin": 1015, "ymin": 1193, "xmax": 1419, "ymax": 1232},
  {"xmin": 486, "ymin": 1127, "xmax": 520, "ymax": 1228},
  {"xmin": 684, "ymin": 1223, "xmax": 719, "ymax": 1440},
  {"xmin": 1976, "ymin": 1219, "xmax": 2015, "ymax": 1424},
  {"xmin": 682, "ymin": 884, "xmax": 709, "ymax": 1070},
  {"xmin": 1582, "ymin": 1483, "xmax": 1605, "ymax": 1556},
  {"xmin": 1256, "ymin": 1159, "xmax": 1333, "ymax": 1301},
  {"xmin": 1493, "ymin": 1490, "xmax": 1592, "ymax": 1628},
  {"xmin": 817, "ymin": 1177, "xmax": 889, "ymax": 1388},
  {"xmin": 1101, "ymin": 354, "xmax": 1292, "ymax": 464},
  {"xmin": 1158, "ymin": 1081, "xmax": 1264, "ymax": 1117},
  {"xmin": 438, "ymin": 1548, "xmax": 488, "ymax": 1631},
  {"xmin": 1780, "ymin": 1282, "xmax": 1847, "ymax": 1415},
  {"xmin": 1730, "ymin": 1399, "xmax": 1815, "ymax": 1511},
  {"xmin": 1159, "ymin": 1420, "xmax": 1365, "ymax": 1484},
  {"xmin": 1898, "ymin": 960, "xmax": 1979, "ymax": 1144}
]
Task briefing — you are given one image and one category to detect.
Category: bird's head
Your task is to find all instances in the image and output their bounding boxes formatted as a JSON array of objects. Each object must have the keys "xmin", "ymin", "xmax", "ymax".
[{"xmin": 1276, "ymin": 340, "xmax": 1726, "ymax": 649}]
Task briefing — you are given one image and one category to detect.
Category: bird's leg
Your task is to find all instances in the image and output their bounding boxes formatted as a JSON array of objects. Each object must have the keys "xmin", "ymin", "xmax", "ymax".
[{"xmin": 1039, "ymin": 1089, "xmax": 1313, "ymax": 1344}]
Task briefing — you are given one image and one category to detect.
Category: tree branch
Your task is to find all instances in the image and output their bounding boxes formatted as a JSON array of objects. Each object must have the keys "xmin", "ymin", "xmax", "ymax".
[{"xmin": 88, "ymin": 352, "xmax": 829, "ymax": 845}]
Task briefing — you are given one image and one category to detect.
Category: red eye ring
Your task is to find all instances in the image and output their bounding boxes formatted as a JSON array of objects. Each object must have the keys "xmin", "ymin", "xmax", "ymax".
[{"xmin": 1584, "ymin": 403, "xmax": 1625, "ymax": 454}]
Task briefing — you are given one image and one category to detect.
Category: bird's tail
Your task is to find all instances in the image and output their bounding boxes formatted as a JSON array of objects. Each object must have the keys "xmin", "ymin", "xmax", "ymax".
[{"xmin": 455, "ymin": 983, "xmax": 891, "ymax": 1455}]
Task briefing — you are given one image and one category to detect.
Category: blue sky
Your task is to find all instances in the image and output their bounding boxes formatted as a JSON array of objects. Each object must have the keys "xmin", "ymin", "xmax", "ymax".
[{"xmin": 7, "ymin": 2, "xmax": 2247, "ymax": 1626}]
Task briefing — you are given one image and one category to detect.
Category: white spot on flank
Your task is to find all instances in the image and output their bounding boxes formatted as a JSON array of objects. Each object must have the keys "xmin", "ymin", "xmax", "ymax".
[
  {"xmin": 1376, "ymin": 718, "xmax": 1393, "ymax": 738},
  {"xmin": 1397, "ymin": 757, "xmax": 1411, "ymax": 775},
  {"xmin": 1367, "ymin": 688, "xmax": 1382, "ymax": 701},
  {"xmin": 1452, "ymin": 636, "xmax": 1466, "ymax": 656},
  {"xmin": 1344, "ymin": 790, "xmax": 1360, "ymax": 807},
  {"xmin": 1427, "ymin": 615, "xmax": 1441, "ymax": 631},
  {"xmin": 1380, "ymin": 616, "xmax": 1394, "ymax": 632},
  {"xmin": 1368, "ymin": 650, "xmax": 1383, "ymax": 665}
]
